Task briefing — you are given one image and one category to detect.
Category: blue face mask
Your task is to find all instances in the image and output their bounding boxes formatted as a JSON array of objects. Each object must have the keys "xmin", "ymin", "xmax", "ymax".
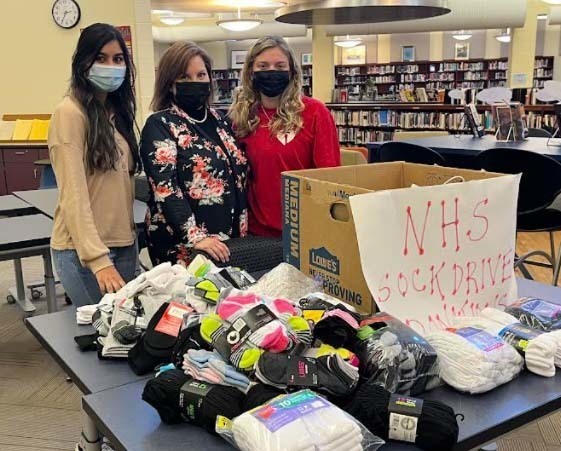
[{"xmin": 87, "ymin": 64, "xmax": 126, "ymax": 92}]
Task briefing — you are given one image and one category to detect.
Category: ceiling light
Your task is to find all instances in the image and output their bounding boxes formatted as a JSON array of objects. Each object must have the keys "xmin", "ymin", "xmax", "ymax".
[
  {"xmin": 217, "ymin": 7, "xmax": 262, "ymax": 32},
  {"xmin": 275, "ymin": 0, "xmax": 450, "ymax": 25},
  {"xmin": 495, "ymin": 28, "xmax": 511, "ymax": 43},
  {"xmin": 215, "ymin": 0, "xmax": 286, "ymax": 7},
  {"xmin": 151, "ymin": 9, "xmax": 172, "ymax": 15},
  {"xmin": 334, "ymin": 35, "xmax": 363, "ymax": 48},
  {"xmin": 542, "ymin": 0, "xmax": 561, "ymax": 4},
  {"xmin": 160, "ymin": 15, "xmax": 185, "ymax": 26},
  {"xmin": 452, "ymin": 30, "xmax": 472, "ymax": 40},
  {"xmin": 538, "ymin": 14, "xmax": 549, "ymax": 20}
]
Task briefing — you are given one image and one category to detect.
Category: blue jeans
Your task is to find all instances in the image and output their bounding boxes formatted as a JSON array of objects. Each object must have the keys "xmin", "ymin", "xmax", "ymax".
[{"xmin": 52, "ymin": 244, "xmax": 138, "ymax": 307}]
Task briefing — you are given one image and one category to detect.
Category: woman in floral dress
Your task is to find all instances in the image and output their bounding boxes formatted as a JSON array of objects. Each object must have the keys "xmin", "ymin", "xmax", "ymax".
[{"xmin": 140, "ymin": 42, "xmax": 247, "ymax": 265}]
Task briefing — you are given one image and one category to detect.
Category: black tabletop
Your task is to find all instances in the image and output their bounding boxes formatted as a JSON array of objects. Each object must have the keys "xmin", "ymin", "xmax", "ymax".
[
  {"xmin": 0, "ymin": 194, "xmax": 37, "ymax": 216},
  {"xmin": 0, "ymin": 214, "xmax": 53, "ymax": 251},
  {"xmin": 14, "ymin": 189, "xmax": 147, "ymax": 226},
  {"xmin": 25, "ymin": 308, "xmax": 150, "ymax": 395},
  {"xmin": 81, "ymin": 278, "xmax": 561, "ymax": 451}
]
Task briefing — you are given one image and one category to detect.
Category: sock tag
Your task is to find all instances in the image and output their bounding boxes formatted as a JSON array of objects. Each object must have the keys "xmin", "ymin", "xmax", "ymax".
[
  {"xmin": 301, "ymin": 309, "xmax": 326, "ymax": 325},
  {"xmin": 286, "ymin": 356, "xmax": 319, "ymax": 387},
  {"xmin": 448, "ymin": 327, "xmax": 504, "ymax": 352},
  {"xmin": 219, "ymin": 268, "xmax": 256, "ymax": 289},
  {"xmin": 498, "ymin": 322, "xmax": 543, "ymax": 353},
  {"xmin": 179, "ymin": 380, "xmax": 213, "ymax": 422},
  {"xmin": 154, "ymin": 302, "xmax": 193, "ymax": 337},
  {"xmin": 388, "ymin": 394, "xmax": 423, "ymax": 443}
]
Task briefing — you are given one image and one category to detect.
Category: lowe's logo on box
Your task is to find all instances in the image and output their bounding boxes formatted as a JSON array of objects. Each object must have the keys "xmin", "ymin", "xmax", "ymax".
[{"xmin": 309, "ymin": 247, "xmax": 340, "ymax": 275}]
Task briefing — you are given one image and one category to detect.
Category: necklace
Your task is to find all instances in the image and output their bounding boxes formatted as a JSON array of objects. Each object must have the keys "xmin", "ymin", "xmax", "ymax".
[
  {"xmin": 186, "ymin": 107, "xmax": 208, "ymax": 124},
  {"xmin": 261, "ymin": 105, "xmax": 275, "ymax": 124}
]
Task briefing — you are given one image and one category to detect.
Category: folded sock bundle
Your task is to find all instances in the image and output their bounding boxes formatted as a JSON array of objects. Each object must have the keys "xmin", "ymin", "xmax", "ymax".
[
  {"xmin": 356, "ymin": 313, "xmax": 440, "ymax": 396},
  {"xmin": 185, "ymin": 273, "xmax": 232, "ymax": 314},
  {"xmin": 92, "ymin": 305, "xmax": 113, "ymax": 337},
  {"xmin": 309, "ymin": 300, "xmax": 361, "ymax": 350},
  {"xmin": 345, "ymin": 380, "xmax": 459, "ymax": 451},
  {"xmin": 304, "ymin": 344, "xmax": 360, "ymax": 368},
  {"xmin": 76, "ymin": 294, "xmax": 116, "ymax": 325},
  {"xmin": 505, "ymin": 297, "xmax": 561, "ymax": 331},
  {"xmin": 231, "ymin": 390, "xmax": 374, "ymax": 451},
  {"xmin": 425, "ymin": 326, "xmax": 523, "ymax": 393},
  {"xmin": 171, "ymin": 313, "xmax": 211, "ymax": 368},
  {"xmin": 182, "ymin": 349, "xmax": 250, "ymax": 392},
  {"xmin": 457, "ymin": 309, "xmax": 557, "ymax": 377},
  {"xmin": 142, "ymin": 368, "xmax": 244, "ymax": 433},
  {"xmin": 255, "ymin": 352, "xmax": 359, "ymax": 398},
  {"xmin": 243, "ymin": 384, "xmax": 285, "ymax": 411}
]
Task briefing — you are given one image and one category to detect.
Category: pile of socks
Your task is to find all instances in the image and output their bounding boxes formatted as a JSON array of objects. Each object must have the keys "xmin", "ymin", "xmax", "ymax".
[
  {"xmin": 505, "ymin": 297, "xmax": 561, "ymax": 331},
  {"xmin": 255, "ymin": 351, "xmax": 359, "ymax": 399},
  {"xmin": 247, "ymin": 263, "xmax": 322, "ymax": 301},
  {"xmin": 355, "ymin": 313, "xmax": 440, "ymax": 396},
  {"xmin": 182, "ymin": 349, "xmax": 251, "ymax": 393},
  {"xmin": 76, "ymin": 293, "xmax": 115, "ymax": 325},
  {"xmin": 425, "ymin": 326, "xmax": 523, "ymax": 393},
  {"xmin": 230, "ymin": 390, "xmax": 383, "ymax": 451},
  {"xmin": 200, "ymin": 293, "xmax": 312, "ymax": 371}
]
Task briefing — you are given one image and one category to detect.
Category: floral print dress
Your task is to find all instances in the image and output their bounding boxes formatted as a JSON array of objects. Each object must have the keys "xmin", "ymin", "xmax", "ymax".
[{"xmin": 140, "ymin": 105, "xmax": 248, "ymax": 265}]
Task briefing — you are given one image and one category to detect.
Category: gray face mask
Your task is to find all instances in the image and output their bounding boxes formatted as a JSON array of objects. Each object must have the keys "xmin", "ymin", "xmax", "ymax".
[{"xmin": 87, "ymin": 64, "xmax": 126, "ymax": 92}]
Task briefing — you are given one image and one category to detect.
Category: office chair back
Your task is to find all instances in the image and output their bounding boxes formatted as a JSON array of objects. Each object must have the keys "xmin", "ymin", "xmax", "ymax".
[
  {"xmin": 378, "ymin": 141, "xmax": 446, "ymax": 165},
  {"xmin": 475, "ymin": 148, "xmax": 561, "ymax": 214},
  {"xmin": 527, "ymin": 128, "xmax": 552, "ymax": 138}
]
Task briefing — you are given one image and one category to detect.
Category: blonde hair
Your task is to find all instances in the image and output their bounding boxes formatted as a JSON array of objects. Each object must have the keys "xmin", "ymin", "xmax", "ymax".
[{"xmin": 229, "ymin": 36, "xmax": 304, "ymax": 138}]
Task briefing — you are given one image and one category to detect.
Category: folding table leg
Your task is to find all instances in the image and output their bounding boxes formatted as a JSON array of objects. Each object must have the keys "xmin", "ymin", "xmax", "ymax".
[
  {"xmin": 43, "ymin": 250, "xmax": 57, "ymax": 313},
  {"xmin": 79, "ymin": 409, "xmax": 101, "ymax": 451},
  {"xmin": 7, "ymin": 258, "xmax": 35, "ymax": 314}
]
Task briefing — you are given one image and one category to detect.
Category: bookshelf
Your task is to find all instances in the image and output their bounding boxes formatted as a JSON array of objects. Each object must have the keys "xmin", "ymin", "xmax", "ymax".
[
  {"xmin": 328, "ymin": 103, "xmax": 556, "ymax": 145},
  {"xmin": 333, "ymin": 56, "xmax": 551, "ymax": 103},
  {"xmin": 302, "ymin": 64, "xmax": 313, "ymax": 97}
]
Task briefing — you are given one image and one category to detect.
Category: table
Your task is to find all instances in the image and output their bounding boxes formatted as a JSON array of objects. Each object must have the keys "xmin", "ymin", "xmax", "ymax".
[
  {"xmin": 14, "ymin": 188, "xmax": 147, "ymax": 226},
  {"xmin": 0, "ymin": 194, "xmax": 37, "ymax": 216},
  {"xmin": 368, "ymin": 136, "xmax": 561, "ymax": 168},
  {"xmin": 0, "ymin": 214, "xmax": 56, "ymax": 314},
  {"xmin": 74, "ymin": 279, "xmax": 561, "ymax": 451},
  {"xmin": 25, "ymin": 308, "xmax": 150, "ymax": 395}
]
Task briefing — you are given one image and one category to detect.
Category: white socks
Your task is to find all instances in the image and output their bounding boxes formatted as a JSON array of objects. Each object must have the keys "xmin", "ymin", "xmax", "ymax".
[
  {"xmin": 231, "ymin": 391, "xmax": 364, "ymax": 451},
  {"xmin": 425, "ymin": 327, "xmax": 523, "ymax": 393}
]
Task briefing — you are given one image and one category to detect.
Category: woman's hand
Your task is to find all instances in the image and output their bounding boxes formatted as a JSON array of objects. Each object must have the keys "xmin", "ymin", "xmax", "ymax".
[
  {"xmin": 95, "ymin": 265, "xmax": 126, "ymax": 294},
  {"xmin": 194, "ymin": 237, "xmax": 230, "ymax": 263}
]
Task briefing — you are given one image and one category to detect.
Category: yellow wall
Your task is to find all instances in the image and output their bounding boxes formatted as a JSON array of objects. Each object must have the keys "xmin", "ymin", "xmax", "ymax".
[{"xmin": 0, "ymin": 0, "xmax": 143, "ymax": 115}]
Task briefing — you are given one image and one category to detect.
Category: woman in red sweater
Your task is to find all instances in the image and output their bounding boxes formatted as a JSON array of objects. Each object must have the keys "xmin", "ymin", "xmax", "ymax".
[{"xmin": 229, "ymin": 35, "xmax": 340, "ymax": 237}]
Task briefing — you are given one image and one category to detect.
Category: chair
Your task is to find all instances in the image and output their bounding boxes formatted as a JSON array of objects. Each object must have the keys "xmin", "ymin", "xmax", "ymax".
[
  {"xmin": 475, "ymin": 148, "xmax": 561, "ymax": 284},
  {"xmin": 527, "ymin": 128, "xmax": 552, "ymax": 138},
  {"xmin": 341, "ymin": 146, "xmax": 369, "ymax": 160},
  {"xmin": 378, "ymin": 141, "xmax": 446, "ymax": 165},
  {"xmin": 341, "ymin": 149, "xmax": 368, "ymax": 166}
]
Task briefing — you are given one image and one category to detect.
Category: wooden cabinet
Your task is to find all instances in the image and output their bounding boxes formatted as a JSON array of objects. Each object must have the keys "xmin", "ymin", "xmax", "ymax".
[{"xmin": 0, "ymin": 144, "xmax": 48, "ymax": 193}]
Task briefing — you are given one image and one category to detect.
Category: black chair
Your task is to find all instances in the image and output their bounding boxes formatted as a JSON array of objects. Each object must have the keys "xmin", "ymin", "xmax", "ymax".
[
  {"xmin": 475, "ymin": 148, "xmax": 561, "ymax": 284},
  {"xmin": 527, "ymin": 128, "xmax": 552, "ymax": 138},
  {"xmin": 378, "ymin": 141, "xmax": 446, "ymax": 165},
  {"xmin": 193, "ymin": 236, "xmax": 283, "ymax": 274}
]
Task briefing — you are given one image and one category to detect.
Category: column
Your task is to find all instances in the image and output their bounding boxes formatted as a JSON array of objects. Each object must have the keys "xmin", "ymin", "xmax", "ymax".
[
  {"xmin": 134, "ymin": 0, "xmax": 156, "ymax": 122},
  {"xmin": 312, "ymin": 26, "xmax": 334, "ymax": 102}
]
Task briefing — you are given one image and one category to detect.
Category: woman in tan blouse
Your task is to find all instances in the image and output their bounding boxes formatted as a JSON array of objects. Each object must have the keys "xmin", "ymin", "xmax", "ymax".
[{"xmin": 49, "ymin": 23, "xmax": 140, "ymax": 306}]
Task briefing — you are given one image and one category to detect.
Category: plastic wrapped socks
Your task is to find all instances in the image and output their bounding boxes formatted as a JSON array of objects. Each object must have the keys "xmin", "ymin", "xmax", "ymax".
[
  {"xmin": 304, "ymin": 344, "xmax": 360, "ymax": 367},
  {"xmin": 314, "ymin": 314, "xmax": 359, "ymax": 349},
  {"xmin": 505, "ymin": 297, "xmax": 561, "ymax": 331},
  {"xmin": 346, "ymin": 380, "xmax": 459, "ymax": 451},
  {"xmin": 256, "ymin": 352, "xmax": 358, "ymax": 397},
  {"xmin": 142, "ymin": 368, "xmax": 244, "ymax": 433},
  {"xmin": 200, "ymin": 314, "xmax": 262, "ymax": 370}
]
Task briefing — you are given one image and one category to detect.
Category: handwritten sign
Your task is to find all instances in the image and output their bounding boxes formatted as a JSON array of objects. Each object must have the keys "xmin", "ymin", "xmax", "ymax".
[{"xmin": 349, "ymin": 174, "xmax": 520, "ymax": 334}]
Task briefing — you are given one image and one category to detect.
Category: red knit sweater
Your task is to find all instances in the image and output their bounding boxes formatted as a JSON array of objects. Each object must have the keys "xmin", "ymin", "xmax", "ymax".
[{"xmin": 240, "ymin": 96, "xmax": 341, "ymax": 237}]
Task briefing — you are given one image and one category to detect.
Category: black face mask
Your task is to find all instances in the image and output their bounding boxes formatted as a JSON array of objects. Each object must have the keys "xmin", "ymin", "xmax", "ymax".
[
  {"xmin": 174, "ymin": 81, "xmax": 210, "ymax": 113},
  {"xmin": 252, "ymin": 70, "xmax": 290, "ymax": 98}
]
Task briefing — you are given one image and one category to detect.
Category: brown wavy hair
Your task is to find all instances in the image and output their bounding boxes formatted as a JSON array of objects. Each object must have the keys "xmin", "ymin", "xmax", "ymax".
[
  {"xmin": 151, "ymin": 41, "xmax": 214, "ymax": 112},
  {"xmin": 229, "ymin": 36, "xmax": 304, "ymax": 138}
]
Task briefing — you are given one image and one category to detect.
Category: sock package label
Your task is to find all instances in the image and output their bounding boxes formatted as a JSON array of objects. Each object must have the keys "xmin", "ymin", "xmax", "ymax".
[
  {"xmin": 154, "ymin": 302, "xmax": 193, "ymax": 337},
  {"xmin": 514, "ymin": 298, "xmax": 561, "ymax": 318},
  {"xmin": 388, "ymin": 394, "xmax": 423, "ymax": 443},
  {"xmin": 286, "ymin": 356, "xmax": 319, "ymax": 387},
  {"xmin": 450, "ymin": 327, "xmax": 504, "ymax": 352},
  {"xmin": 179, "ymin": 380, "xmax": 213, "ymax": 422},
  {"xmin": 498, "ymin": 323, "xmax": 543, "ymax": 353},
  {"xmin": 251, "ymin": 390, "xmax": 330, "ymax": 433}
]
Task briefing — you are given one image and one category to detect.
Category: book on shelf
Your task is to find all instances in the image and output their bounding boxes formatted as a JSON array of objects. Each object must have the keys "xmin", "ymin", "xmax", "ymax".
[
  {"xmin": 464, "ymin": 104, "xmax": 485, "ymax": 138},
  {"xmin": 415, "ymin": 88, "xmax": 428, "ymax": 102}
]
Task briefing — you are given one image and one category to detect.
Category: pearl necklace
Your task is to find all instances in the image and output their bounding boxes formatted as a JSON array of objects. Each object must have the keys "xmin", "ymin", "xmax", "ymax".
[{"xmin": 185, "ymin": 107, "xmax": 208, "ymax": 124}]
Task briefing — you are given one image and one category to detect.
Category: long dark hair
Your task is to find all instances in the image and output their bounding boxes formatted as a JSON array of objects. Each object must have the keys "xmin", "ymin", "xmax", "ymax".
[
  {"xmin": 70, "ymin": 23, "xmax": 140, "ymax": 173},
  {"xmin": 151, "ymin": 41, "xmax": 214, "ymax": 112}
]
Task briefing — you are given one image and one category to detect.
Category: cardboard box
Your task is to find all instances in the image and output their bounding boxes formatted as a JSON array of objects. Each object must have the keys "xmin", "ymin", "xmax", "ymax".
[{"xmin": 282, "ymin": 162, "xmax": 505, "ymax": 314}]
